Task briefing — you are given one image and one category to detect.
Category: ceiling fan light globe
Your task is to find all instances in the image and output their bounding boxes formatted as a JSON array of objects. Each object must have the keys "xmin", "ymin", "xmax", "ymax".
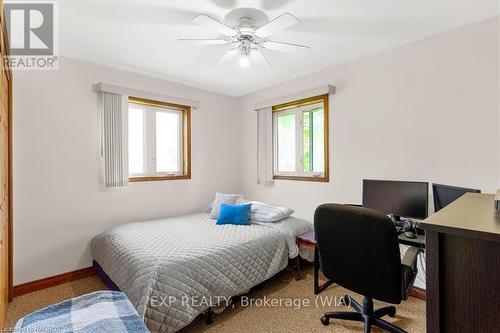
[{"xmin": 239, "ymin": 56, "xmax": 250, "ymax": 68}]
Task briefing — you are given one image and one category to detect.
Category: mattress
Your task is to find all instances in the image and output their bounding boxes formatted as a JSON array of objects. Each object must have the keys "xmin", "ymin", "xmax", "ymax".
[{"xmin": 91, "ymin": 213, "xmax": 310, "ymax": 332}]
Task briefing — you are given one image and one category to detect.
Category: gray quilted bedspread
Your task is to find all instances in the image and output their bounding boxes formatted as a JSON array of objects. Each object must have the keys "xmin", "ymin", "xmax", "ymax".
[{"xmin": 90, "ymin": 213, "xmax": 289, "ymax": 332}]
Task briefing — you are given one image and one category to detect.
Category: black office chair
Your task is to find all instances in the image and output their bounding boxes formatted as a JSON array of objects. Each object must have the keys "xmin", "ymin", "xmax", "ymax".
[
  {"xmin": 432, "ymin": 183, "xmax": 480, "ymax": 212},
  {"xmin": 314, "ymin": 204, "xmax": 420, "ymax": 333}
]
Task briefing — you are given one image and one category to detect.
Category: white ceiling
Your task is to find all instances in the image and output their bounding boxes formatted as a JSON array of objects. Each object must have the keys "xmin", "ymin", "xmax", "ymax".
[{"xmin": 59, "ymin": 0, "xmax": 500, "ymax": 96}]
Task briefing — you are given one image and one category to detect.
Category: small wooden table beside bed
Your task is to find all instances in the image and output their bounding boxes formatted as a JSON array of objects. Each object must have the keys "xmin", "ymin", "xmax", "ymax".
[{"xmin": 91, "ymin": 209, "xmax": 311, "ymax": 333}]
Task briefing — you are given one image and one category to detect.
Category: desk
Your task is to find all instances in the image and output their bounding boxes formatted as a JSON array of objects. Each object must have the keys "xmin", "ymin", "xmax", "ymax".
[
  {"xmin": 398, "ymin": 232, "xmax": 425, "ymax": 248},
  {"xmin": 422, "ymin": 193, "xmax": 500, "ymax": 332},
  {"xmin": 298, "ymin": 230, "xmax": 426, "ymax": 295}
]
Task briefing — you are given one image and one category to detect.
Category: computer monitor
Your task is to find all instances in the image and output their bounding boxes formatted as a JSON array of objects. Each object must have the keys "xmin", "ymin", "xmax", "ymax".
[
  {"xmin": 432, "ymin": 183, "xmax": 480, "ymax": 212},
  {"xmin": 362, "ymin": 179, "xmax": 429, "ymax": 220}
]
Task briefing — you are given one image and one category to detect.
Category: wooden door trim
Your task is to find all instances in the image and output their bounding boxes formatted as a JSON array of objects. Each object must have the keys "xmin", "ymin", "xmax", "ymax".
[
  {"xmin": 7, "ymin": 68, "xmax": 11, "ymax": 302},
  {"xmin": 0, "ymin": 0, "xmax": 13, "ymax": 302}
]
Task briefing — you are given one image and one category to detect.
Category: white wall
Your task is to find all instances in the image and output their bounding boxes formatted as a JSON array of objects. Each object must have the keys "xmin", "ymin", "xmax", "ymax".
[
  {"xmin": 13, "ymin": 17, "xmax": 500, "ymax": 285},
  {"xmin": 13, "ymin": 57, "xmax": 241, "ymax": 284},
  {"xmin": 239, "ymin": 17, "xmax": 500, "ymax": 222}
]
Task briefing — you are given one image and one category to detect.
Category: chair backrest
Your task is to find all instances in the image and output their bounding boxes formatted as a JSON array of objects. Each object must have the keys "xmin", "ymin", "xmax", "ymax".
[
  {"xmin": 314, "ymin": 204, "xmax": 403, "ymax": 304},
  {"xmin": 432, "ymin": 183, "xmax": 481, "ymax": 212}
]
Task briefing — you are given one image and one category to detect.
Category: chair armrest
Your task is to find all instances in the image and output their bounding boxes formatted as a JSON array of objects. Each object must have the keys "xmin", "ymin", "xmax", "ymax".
[{"xmin": 402, "ymin": 246, "xmax": 421, "ymax": 270}]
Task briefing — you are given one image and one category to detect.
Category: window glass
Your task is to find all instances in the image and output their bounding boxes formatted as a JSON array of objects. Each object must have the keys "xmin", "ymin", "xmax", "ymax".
[
  {"xmin": 156, "ymin": 111, "xmax": 181, "ymax": 173},
  {"xmin": 303, "ymin": 106, "xmax": 324, "ymax": 174},
  {"xmin": 272, "ymin": 95, "xmax": 328, "ymax": 181},
  {"xmin": 127, "ymin": 98, "xmax": 190, "ymax": 181},
  {"xmin": 277, "ymin": 113, "xmax": 296, "ymax": 172},
  {"xmin": 312, "ymin": 108, "xmax": 325, "ymax": 174},
  {"xmin": 128, "ymin": 107, "xmax": 144, "ymax": 174}
]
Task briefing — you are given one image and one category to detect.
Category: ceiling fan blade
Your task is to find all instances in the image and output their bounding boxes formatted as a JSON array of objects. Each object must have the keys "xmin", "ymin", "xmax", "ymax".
[
  {"xmin": 178, "ymin": 39, "xmax": 230, "ymax": 45},
  {"xmin": 254, "ymin": 13, "xmax": 298, "ymax": 38},
  {"xmin": 250, "ymin": 50, "xmax": 271, "ymax": 66},
  {"xmin": 213, "ymin": 49, "xmax": 238, "ymax": 66},
  {"xmin": 192, "ymin": 14, "xmax": 238, "ymax": 37},
  {"xmin": 264, "ymin": 40, "xmax": 310, "ymax": 53}
]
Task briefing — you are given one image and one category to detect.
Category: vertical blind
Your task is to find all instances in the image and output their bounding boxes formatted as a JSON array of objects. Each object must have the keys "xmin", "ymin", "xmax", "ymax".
[
  {"xmin": 101, "ymin": 92, "xmax": 128, "ymax": 188},
  {"xmin": 256, "ymin": 107, "xmax": 274, "ymax": 186}
]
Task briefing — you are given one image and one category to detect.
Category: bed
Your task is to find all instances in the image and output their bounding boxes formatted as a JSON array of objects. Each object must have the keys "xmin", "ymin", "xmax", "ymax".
[{"xmin": 90, "ymin": 212, "xmax": 311, "ymax": 333}]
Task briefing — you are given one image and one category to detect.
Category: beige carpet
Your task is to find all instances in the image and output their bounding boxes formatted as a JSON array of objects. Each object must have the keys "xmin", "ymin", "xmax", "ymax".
[{"xmin": 6, "ymin": 266, "xmax": 425, "ymax": 332}]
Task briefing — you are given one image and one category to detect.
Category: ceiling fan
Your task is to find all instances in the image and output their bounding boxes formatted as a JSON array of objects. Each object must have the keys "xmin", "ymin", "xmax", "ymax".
[{"xmin": 179, "ymin": 13, "xmax": 310, "ymax": 67}]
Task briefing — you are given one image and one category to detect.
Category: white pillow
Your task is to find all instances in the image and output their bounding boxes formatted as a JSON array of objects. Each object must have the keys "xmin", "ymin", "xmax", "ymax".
[
  {"xmin": 209, "ymin": 192, "xmax": 245, "ymax": 219},
  {"xmin": 248, "ymin": 201, "xmax": 294, "ymax": 222}
]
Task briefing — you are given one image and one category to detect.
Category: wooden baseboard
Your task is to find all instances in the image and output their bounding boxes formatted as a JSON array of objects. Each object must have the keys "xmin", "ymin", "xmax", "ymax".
[
  {"xmin": 13, "ymin": 267, "xmax": 95, "ymax": 298},
  {"xmin": 410, "ymin": 286, "xmax": 426, "ymax": 301},
  {"xmin": 11, "ymin": 265, "xmax": 426, "ymax": 302}
]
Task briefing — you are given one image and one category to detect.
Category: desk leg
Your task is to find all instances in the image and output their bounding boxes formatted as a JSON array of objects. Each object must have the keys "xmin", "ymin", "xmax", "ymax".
[
  {"xmin": 314, "ymin": 245, "xmax": 334, "ymax": 294},
  {"xmin": 425, "ymin": 231, "xmax": 500, "ymax": 332},
  {"xmin": 295, "ymin": 256, "xmax": 301, "ymax": 281},
  {"xmin": 426, "ymin": 231, "xmax": 440, "ymax": 333},
  {"xmin": 314, "ymin": 246, "xmax": 320, "ymax": 294}
]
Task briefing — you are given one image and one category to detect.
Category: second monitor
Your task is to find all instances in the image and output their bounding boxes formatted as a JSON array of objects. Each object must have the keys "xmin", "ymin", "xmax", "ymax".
[{"xmin": 362, "ymin": 179, "xmax": 428, "ymax": 220}]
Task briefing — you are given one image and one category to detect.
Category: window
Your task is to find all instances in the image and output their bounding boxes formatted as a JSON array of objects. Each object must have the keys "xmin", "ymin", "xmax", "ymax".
[
  {"xmin": 128, "ymin": 97, "xmax": 191, "ymax": 181},
  {"xmin": 273, "ymin": 94, "xmax": 329, "ymax": 182}
]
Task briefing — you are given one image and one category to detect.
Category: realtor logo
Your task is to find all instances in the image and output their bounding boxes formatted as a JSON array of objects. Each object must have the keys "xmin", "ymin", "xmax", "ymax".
[
  {"xmin": 6, "ymin": 3, "xmax": 53, "ymax": 55},
  {"xmin": 3, "ymin": 2, "xmax": 58, "ymax": 70}
]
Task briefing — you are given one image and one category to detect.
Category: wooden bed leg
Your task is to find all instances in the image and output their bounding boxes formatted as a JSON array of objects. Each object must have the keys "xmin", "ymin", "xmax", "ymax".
[{"xmin": 205, "ymin": 307, "xmax": 213, "ymax": 325}]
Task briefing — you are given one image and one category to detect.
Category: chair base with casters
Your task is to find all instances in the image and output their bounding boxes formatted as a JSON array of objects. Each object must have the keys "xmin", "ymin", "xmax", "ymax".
[{"xmin": 320, "ymin": 295, "xmax": 407, "ymax": 333}]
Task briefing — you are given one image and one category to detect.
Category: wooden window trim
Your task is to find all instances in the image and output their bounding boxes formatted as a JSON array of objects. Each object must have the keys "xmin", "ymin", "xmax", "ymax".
[
  {"xmin": 128, "ymin": 96, "xmax": 191, "ymax": 182},
  {"xmin": 272, "ymin": 94, "xmax": 329, "ymax": 182}
]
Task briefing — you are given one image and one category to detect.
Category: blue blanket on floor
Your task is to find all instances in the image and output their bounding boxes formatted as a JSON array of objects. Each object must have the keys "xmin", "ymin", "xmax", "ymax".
[{"xmin": 14, "ymin": 291, "xmax": 149, "ymax": 332}]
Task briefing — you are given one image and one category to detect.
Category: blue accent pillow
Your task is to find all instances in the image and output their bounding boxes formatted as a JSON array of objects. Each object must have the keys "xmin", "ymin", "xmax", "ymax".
[{"xmin": 216, "ymin": 203, "xmax": 252, "ymax": 226}]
